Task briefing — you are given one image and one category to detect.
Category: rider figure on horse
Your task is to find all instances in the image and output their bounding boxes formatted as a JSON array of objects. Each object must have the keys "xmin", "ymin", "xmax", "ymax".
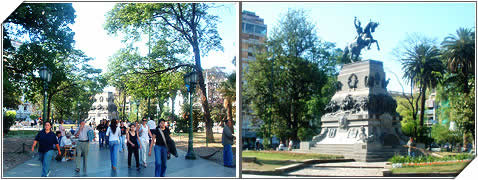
[{"xmin": 343, "ymin": 17, "xmax": 380, "ymax": 63}]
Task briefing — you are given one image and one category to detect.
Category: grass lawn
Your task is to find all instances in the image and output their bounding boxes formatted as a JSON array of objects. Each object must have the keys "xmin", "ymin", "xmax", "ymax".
[
  {"xmin": 243, "ymin": 160, "xmax": 295, "ymax": 171},
  {"xmin": 242, "ymin": 151, "xmax": 343, "ymax": 171},
  {"xmin": 4, "ymin": 130, "xmax": 38, "ymax": 138},
  {"xmin": 392, "ymin": 162, "xmax": 469, "ymax": 174}
]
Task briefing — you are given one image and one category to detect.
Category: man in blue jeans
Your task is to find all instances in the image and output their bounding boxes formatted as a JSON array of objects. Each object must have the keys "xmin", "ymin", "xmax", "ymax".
[
  {"xmin": 222, "ymin": 120, "xmax": 235, "ymax": 168},
  {"xmin": 149, "ymin": 119, "xmax": 170, "ymax": 177},
  {"xmin": 97, "ymin": 120, "xmax": 107, "ymax": 148}
]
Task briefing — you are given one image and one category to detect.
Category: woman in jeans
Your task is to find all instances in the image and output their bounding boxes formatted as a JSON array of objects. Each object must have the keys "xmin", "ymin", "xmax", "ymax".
[
  {"xmin": 106, "ymin": 119, "xmax": 121, "ymax": 170},
  {"xmin": 31, "ymin": 121, "xmax": 61, "ymax": 177},
  {"xmin": 120, "ymin": 121, "xmax": 127, "ymax": 152},
  {"xmin": 127, "ymin": 123, "xmax": 141, "ymax": 169},
  {"xmin": 149, "ymin": 119, "xmax": 170, "ymax": 177}
]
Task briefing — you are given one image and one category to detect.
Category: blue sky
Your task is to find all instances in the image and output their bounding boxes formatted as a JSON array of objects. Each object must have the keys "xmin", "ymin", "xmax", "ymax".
[
  {"xmin": 70, "ymin": 2, "xmax": 237, "ymax": 92},
  {"xmin": 243, "ymin": 2, "xmax": 476, "ymax": 93}
]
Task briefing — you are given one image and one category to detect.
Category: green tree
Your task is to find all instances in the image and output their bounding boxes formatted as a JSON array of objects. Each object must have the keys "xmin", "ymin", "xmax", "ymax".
[
  {"xmin": 3, "ymin": 3, "xmax": 76, "ymax": 113},
  {"xmin": 398, "ymin": 35, "xmax": 444, "ymax": 136},
  {"xmin": 105, "ymin": 3, "xmax": 223, "ymax": 142},
  {"xmin": 218, "ymin": 72, "xmax": 236, "ymax": 124},
  {"xmin": 441, "ymin": 27, "xmax": 475, "ymax": 94},
  {"xmin": 3, "ymin": 4, "xmax": 103, "ymax": 125},
  {"xmin": 438, "ymin": 28, "xmax": 475, "ymax": 151},
  {"xmin": 396, "ymin": 96, "xmax": 424, "ymax": 137},
  {"xmin": 244, "ymin": 9, "xmax": 339, "ymax": 143}
]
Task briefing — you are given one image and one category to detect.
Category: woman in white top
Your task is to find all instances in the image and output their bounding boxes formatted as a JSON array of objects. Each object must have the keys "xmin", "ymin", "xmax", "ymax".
[
  {"xmin": 139, "ymin": 119, "xmax": 152, "ymax": 167},
  {"xmin": 59, "ymin": 120, "xmax": 66, "ymax": 137},
  {"xmin": 106, "ymin": 119, "xmax": 121, "ymax": 170}
]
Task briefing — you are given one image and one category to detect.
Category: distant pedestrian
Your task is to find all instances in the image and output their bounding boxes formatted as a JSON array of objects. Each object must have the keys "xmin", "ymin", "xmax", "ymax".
[
  {"xmin": 120, "ymin": 121, "xmax": 127, "ymax": 152},
  {"xmin": 222, "ymin": 120, "xmax": 235, "ymax": 168},
  {"xmin": 147, "ymin": 118, "xmax": 157, "ymax": 135},
  {"xmin": 105, "ymin": 120, "xmax": 110, "ymax": 148},
  {"xmin": 70, "ymin": 127, "xmax": 75, "ymax": 135},
  {"xmin": 55, "ymin": 131, "xmax": 63, "ymax": 148},
  {"xmin": 74, "ymin": 120, "xmax": 95, "ymax": 173},
  {"xmin": 97, "ymin": 120, "xmax": 107, "ymax": 148},
  {"xmin": 407, "ymin": 137, "xmax": 414, "ymax": 157},
  {"xmin": 106, "ymin": 119, "xmax": 121, "ymax": 170},
  {"xmin": 139, "ymin": 120, "xmax": 152, "ymax": 167},
  {"xmin": 59, "ymin": 120, "xmax": 66, "ymax": 137},
  {"xmin": 31, "ymin": 121, "xmax": 61, "ymax": 177},
  {"xmin": 149, "ymin": 119, "xmax": 171, "ymax": 177},
  {"xmin": 127, "ymin": 123, "xmax": 141, "ymax": 169}
]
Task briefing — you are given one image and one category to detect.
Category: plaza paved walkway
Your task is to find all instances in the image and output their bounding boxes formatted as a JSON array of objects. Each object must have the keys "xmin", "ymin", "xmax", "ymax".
[{"xmin": 4, "ymin": 141, "xmax": 235, "ymax": 177}]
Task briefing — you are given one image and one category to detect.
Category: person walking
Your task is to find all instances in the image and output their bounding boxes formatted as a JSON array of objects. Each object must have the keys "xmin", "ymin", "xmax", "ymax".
[
  {"xmin": 59, "ymin": 120, "xmax": 66, "ymax": 137},
  {"xmin": 74, "ymin": 120, "xmax": 95, "ymax": 173},
  {"xmin": 106, "ymin": 119, "xmax": 121, "ymax": 170},
  {"xmin": 120, "ymin": 121, "xmax": 127, "ymax": 152},
  {"xmin": 97, "ymin": 120, "xmax": 107, "ymax": 148},
  {"xmin": 105, "ymin": 120, "xmax": 110, "ymax": 148},
  {"xmin": 147, "ymin": 118, "xmax": 157, "ymax": 135},
  {"xmin": 31, "ymin": 121, "xmax": 61, "ymax": 177},
  {"xmin": 127, "ymin": 123, "xmax": 141, "ymax": 169},
  {"xmin": 139, "ymin": 120, "xmax": 152, "ymax": 167},
  {"xmin": 222, "ymin": 120, "xmax": 235, "ymax": 168},
  {"xmin": 148, "ymin": 119, "xmax": 170, "ymax": 177},
  {"xmin": 407, "ymin": 137, "xmax": 414, "ymax": 157}
]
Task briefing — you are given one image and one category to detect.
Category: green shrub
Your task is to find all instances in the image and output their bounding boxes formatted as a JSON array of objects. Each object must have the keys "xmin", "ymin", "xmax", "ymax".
[
  {"xmin": 389, "ymin": 153, "xmax": 475, "ymax": 164},
  {"xmin": 3, "ymin": 110, "xmax": 17, "ymax": 135}
]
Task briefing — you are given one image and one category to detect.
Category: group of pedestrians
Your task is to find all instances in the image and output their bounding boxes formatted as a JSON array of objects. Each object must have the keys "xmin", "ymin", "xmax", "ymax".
[
  {"xmin": 31, "ymin": 117, "xmax": 175, "ymax": 177},
  {"xmin": 30, "ymin": 115, "xmax": 238, "ymax": 177}
]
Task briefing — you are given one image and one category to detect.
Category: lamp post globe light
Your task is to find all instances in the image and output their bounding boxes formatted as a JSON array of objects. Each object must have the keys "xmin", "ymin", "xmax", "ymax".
[
  {"xmin": 184, "ymin": 71, "xmax": 198, "ymax": 160},
  {"xmin": 39, "ymin": 65, "xmax": 52, "ymax": 125}
]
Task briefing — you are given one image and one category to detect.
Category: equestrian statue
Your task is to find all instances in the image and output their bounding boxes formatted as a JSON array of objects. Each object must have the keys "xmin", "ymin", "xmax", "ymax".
[{"xmin": 343, "ymin": 17, "xmax": 380, "ymax": 62}]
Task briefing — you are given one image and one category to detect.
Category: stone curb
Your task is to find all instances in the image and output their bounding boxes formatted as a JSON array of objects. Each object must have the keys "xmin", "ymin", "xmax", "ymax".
[
  {"xmin": 384, "ymin": 172, "xmax": 458, "ymax": 177},
  {"xmin": 243, "ymin": 159, "xmax": 354, "ymax": 175}
]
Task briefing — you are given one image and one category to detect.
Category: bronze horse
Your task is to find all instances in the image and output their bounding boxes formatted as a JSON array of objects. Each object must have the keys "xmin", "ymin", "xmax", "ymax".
[{"xmin": 343, "ymin": 19, "xmax": 380, "ymax": 62}]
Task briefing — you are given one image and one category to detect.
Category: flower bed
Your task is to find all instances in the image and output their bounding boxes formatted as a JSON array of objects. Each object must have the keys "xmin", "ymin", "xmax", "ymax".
[{"xmin": 389, "ymin": 153, "xmax": 474, "ymax": 168}]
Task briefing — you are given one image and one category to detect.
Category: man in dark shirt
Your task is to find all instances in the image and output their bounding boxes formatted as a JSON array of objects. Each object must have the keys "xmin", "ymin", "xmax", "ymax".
[
  {"xmin": 97, "ymin": 120, "xmax": 107, "ymax": 148},
  {"xmin": 222, "ymin": 120, "xmax": 235, "ymax": 168},
  {"xmin": 32, "ymin": 121, "xmax": 60, "ymax": 177},
  {"xmin": 148, "ymin": 119, "xmax": 171, "ymax": 177}
]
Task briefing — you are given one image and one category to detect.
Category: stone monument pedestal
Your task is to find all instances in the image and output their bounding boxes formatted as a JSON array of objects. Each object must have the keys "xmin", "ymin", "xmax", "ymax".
[{"xmin": 304, "ymin": 60, "xmax": 408, "ymax": 162}]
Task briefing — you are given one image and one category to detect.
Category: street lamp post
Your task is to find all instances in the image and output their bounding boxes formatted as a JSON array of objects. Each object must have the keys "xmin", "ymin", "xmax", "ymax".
[
  {"xmin": 39, "ymin": 65, "xmax": 52, "ymax": 125},
  {"xmin": 135, "ymin": 100, "xmax": 140, "ymax": 122},
  {"xmin": 184, "ymin": 71, "xmax": 198, "ymax": 160},
  {"xmin": 77, "ymin": 103, "xmax": 81, "ymax": 124}
]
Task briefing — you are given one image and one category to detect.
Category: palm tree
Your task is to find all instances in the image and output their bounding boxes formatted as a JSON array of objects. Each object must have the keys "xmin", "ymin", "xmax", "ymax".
[
  {"xmin": 401, "ymin": 43, "xmax": 444, "ymax": 132},
  {"xmin": 441, "ymin": 27, "xmax": 475, "ymax": 151},
  {"xmin": 218, "ymin": 72, "xmax": 236, "ymax": 126},
  {"xmin": 441, "ymin": 27, "xmax": 475, "ymax": 94}
]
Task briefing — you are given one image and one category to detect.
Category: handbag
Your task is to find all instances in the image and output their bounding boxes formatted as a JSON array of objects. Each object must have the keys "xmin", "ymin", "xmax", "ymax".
[{"xmin": 158, "ymin": 128, "xmax": 171, "ymax": 160}]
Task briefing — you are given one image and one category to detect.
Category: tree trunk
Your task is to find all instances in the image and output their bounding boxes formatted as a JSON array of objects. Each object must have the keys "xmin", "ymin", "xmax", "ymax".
[
  {"xmin": 192, "ymin": 43, "xmax": 215, "ymax": 143},
  {"xmin": 225, "ymin": 98, "xmax": 233, "ymax": 123},
  {"xmin": 171, "ymin": 92, "xmax": 176, "ymax": 119},
  {"xmin": 419, "ymin": 86, "xmax": 427, "ymax": 130}
]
